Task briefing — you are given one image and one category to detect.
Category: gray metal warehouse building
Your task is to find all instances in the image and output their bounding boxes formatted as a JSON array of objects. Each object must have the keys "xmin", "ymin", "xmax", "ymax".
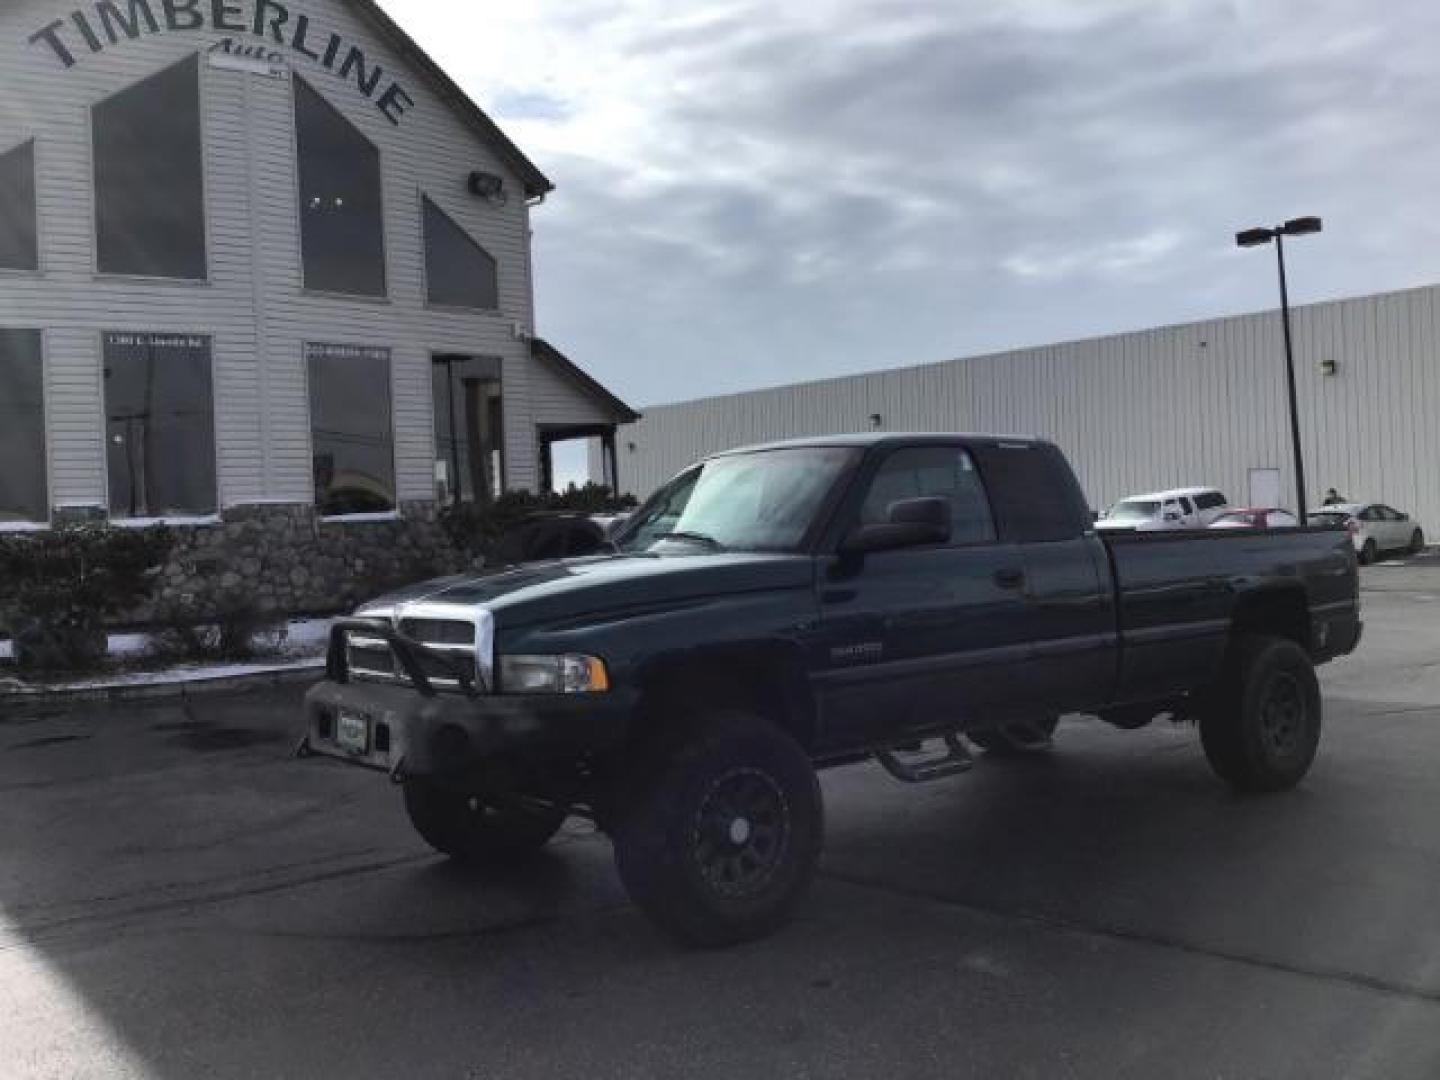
[{"xmin": 606, "ymin": 284, "xmax": 1440, "ymax": 537}]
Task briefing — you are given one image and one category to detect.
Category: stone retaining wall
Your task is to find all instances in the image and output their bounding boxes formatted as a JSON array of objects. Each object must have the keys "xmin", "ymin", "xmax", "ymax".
[{"xmin": 131, "ymin": 502, "xmax": 473, "ymax": 624}]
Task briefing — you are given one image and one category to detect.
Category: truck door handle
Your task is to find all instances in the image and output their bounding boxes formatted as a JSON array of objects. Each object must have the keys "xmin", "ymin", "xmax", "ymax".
[{"xmin": 994, "ymin": 567, "xmax": 1025, "ymax": 590}]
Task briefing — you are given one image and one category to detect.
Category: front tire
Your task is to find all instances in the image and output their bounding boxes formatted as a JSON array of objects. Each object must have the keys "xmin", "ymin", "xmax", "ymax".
[
  {"xmin": 1410, "ymin": 529, "xmax": 1425, "ymax": 555},
  {"xmin": 403, "ymin": 779, "xmax": 566, "ymax": 865},
  {"xmin": 613, "ymin": 711, "xmax": 823, "ymax": 948},
  {"xmin": 1199, "ymin": 635, "xmax": 1321, "ymax": 793},
  {"xmin": 1359, "ymin": 538, "xmax": 1378, "ymax": 565}
]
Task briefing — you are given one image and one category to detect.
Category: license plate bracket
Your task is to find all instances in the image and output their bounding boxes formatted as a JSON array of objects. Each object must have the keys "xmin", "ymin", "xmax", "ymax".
[{"xmin": 336, "ymin": 709, "xmax": 370, "ymax": 755}]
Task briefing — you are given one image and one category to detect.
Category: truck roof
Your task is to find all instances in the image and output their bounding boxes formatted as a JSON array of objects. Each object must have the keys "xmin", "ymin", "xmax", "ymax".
[{"xmin": 712, "ymin": 433, "xmax": 1047, "ymax": 457}]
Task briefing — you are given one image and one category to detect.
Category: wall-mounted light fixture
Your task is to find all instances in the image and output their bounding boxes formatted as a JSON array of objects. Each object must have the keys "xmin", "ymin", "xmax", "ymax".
[
  {"xmin": 468, "ymin": 170, "xmax": 507, "ymax": 206},
  {"xmin": 1320, "ymin": 358, "xmax": 1339, "ymax": 377},
  {"xmin": 869, "ymin": 413, "xmax": 883, "ymax": 429}
]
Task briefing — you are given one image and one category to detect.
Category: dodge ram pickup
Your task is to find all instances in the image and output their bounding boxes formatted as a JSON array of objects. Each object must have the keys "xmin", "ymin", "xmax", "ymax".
[{"xmin": 299, "ymin": 434, "xmax": 1362, "ymax": 946}]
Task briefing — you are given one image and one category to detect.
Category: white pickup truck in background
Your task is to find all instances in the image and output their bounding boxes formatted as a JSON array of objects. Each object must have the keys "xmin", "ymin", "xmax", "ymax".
[{"xmin": 1098, "ymin": 486, "xmax": 1230, "ymax": 531}]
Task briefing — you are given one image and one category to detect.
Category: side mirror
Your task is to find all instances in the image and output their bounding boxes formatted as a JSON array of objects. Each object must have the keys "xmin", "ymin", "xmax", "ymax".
[
  {"xmin": 842, "ymin": 497, "xmax": 951, "ymax": 555},
  {"xmin": 1164, "ymin": 511, "xmax": 1182, "ymax": 523}
]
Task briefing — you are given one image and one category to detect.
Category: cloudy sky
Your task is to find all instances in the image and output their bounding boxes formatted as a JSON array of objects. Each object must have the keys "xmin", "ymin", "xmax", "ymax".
[{"xmin": 387, "ymin": 0, "xmax": 1440, "ymax": 410}]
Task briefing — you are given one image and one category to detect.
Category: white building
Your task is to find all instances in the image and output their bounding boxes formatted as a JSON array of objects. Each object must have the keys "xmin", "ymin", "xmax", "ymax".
[
  {"xmin": 0, "ymin": 0, "xmax": 636, "ymax": 533},
  {"xmin": 606, "ymin": 284, "xmax": 1440, "ymax": 536}
]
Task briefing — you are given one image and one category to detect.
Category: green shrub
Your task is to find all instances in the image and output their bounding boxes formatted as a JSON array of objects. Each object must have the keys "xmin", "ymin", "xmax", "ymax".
[
  {"xmin": 439, "ymin": 484, "xmax": 637, "ymax": 560},
  {"xmin": 0, "ymin": 526, "xmax": 173, "ymax": 672},
  {"xmin": 149, "ymin": 592, "xmax": 287, "ymax": 664}
]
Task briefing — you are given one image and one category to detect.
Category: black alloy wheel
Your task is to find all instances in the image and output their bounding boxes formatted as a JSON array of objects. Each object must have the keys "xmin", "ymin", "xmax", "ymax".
[
  {"xmin": 613, "ymin": 711, "xmax": 823, "ymax": 948},
  {"xmin": 1200, "ymin": 634, "xmax": 1322, "ymax": 793}
]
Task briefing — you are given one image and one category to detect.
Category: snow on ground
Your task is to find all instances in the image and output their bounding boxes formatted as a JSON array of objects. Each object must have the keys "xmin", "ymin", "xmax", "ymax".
[
  {"xmin": 11, "ymin": 656, "xmax": 326, "ymax": 693},
  {"xmin": 0, "ymin": 618, "xmax": 334, "ymax": 689}
]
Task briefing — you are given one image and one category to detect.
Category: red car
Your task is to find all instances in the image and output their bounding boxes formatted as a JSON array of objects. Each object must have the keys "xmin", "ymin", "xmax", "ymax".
[{"xmin": 1208, "ymin": 507, "xmax": 1299, "ymax": 530}]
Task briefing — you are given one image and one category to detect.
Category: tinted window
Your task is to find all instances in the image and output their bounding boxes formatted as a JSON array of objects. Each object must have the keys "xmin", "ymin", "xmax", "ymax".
[
  {"xmin": 1360, "ymin": 507, "xmax": 1380, "ymax": 522},
  {"xmin": 93, "ymin": 56, "xmax": 206, "ymax": 279},
  {"xmin": 423, "ymin": 197, "xmax": 499, "ymax": 309},
  {"xmin": 0, "ymin": 329, "xmax": 46, "ymax": 522},
  {"xmin": 1178, "ymin": 498, "xmax": 1194, "ymax": 514},
  {"xmin": 1195, "ymin": 491, "xmax": 1227, "ymax": 510},
  {"xmin": 860, "ymin": 447, "xmax": 995, "ymax": 545},
  {"xmin": 970, "ymin": 443, "xmax": 1088, "ymax": 542},
  {"xmin": 104, "ymin": 333, "xmax": 215, "ymax": 518},
  {"xmin": 0, "ymin": 141, "xmax": 38, "ymax": 271},
  {"xmin": 308, "ymin": 343, "xmax": 395, "ymax": 515},
  {"xmin": 295, "ymin": 78, "xmax": 386, "ymax": 296}
]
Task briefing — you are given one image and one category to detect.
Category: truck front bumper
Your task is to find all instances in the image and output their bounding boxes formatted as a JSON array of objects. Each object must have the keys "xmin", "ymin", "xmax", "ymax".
[{"xmin": 300, "ymin": 678, "xmax": 636, "ymax": 779}]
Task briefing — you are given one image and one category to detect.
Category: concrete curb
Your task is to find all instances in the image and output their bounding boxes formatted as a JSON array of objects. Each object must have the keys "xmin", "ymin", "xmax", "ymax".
[{"xmin": 0, "ymin": 662, "xmax": 324, "ymax": 718}]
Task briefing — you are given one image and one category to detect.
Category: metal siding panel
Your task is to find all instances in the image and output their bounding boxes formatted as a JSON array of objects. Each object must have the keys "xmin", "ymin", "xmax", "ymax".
[{"xmin": 615, "ymin": 284, "xmax": 1440, "ymax": 536}]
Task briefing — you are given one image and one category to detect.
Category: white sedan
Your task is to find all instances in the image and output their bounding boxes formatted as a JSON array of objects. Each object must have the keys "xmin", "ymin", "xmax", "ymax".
[{"xmin": 1309, "ymin": 502, "xmax": 1426, "ymax": 564}]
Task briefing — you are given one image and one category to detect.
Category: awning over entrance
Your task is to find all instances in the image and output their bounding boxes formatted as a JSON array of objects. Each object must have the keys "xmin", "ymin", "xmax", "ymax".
[{"xmin": 530, "ymin": 339, "xmax": 639, "ymax": 494}]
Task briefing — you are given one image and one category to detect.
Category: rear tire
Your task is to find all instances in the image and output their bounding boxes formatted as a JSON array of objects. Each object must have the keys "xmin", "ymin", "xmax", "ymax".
[
  {"xmin": 968, "ymin": 715, "xmax": 1060, "ymax": 755},
  {"xmin": 1359, "ymin": 539, "xmax": 1378, "ymax": 565},
  {"xmin": 1410, "ymin": 529, "xmax": 1425, "ymax": 555},
  {"xmin": 613, "ymin": 711, "xmax": 823, "ymax": 948},
  {"xmin": 403, "ymin": 779, "xmax": 566, "ymax": 866},
  {"xmin": 1199, "ymin": 635, "xmax": 1321, "ymax": 793}
]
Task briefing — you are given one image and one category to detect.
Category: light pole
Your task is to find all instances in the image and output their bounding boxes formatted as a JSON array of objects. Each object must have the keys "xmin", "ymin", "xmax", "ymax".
[{"xmin": 1236, "ymin": 216, "xmax": 1322, "ymax": 523}]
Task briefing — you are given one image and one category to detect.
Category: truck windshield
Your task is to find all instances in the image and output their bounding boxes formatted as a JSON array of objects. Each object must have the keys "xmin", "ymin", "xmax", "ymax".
[
  {"xmin": 615, "ymin": 447, "xmax": 858, "ymax": 554},
  {"xmin": 1106, "ymin": 499, "xmax": 1161, "ymax": 523}
]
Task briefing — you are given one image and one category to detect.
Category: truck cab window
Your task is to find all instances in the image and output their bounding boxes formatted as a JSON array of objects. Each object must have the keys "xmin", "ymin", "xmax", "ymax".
[
  {"xmin": 858, "ymin": 447, "xmax": 995, "ymax": 545},
  {"xmin": 615, "ymin": 447, "xmax": 858, "ymax": 554}
]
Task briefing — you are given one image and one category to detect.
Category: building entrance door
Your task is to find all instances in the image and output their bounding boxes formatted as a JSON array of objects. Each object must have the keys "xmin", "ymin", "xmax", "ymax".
[{"xmin": 433, "ymin": 355, "xmax": 503, "ymax": 505}]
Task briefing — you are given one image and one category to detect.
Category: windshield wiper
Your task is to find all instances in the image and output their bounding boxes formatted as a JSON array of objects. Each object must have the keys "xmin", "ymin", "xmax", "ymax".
[{"xmin": 655, "ymin": 530, "xmax": 726, "ymax": 550}]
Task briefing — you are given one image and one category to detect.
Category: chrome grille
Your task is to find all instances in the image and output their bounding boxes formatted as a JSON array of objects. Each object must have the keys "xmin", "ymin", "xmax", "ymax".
[
  {"xmin": 346, "ymin": 641, "xmax": 395, "ymax": 680},
  {"xmin": 398, "ymin": 618, "xmax": 473, "ymax": 644},
  {"xmin": 343, "ymin": 609, "xmax": 486, "ymax": 693}
]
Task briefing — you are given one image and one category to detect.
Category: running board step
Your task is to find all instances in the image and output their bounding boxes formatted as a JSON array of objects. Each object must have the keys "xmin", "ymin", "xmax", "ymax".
[{"xmin": 875, "ymin": 733, "xmax": 974, "ymax": 783}]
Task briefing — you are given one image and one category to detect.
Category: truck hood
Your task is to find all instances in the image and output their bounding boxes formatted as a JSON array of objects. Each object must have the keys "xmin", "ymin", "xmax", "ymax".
[{"xmin": 357, "ymin": 552, "xmax": 815, "ymax": 628}]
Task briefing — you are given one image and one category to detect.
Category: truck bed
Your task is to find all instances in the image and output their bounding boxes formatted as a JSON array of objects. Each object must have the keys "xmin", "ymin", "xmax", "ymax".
[{"xmin": 1101, "ymin": 526, "xmax": 1361, "ymax": 708}]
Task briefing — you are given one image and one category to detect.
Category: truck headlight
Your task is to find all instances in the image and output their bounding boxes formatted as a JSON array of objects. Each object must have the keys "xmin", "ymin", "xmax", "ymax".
[{"xmin": 498, "ymin": 654, "xmax": 610, "ymax": 694}]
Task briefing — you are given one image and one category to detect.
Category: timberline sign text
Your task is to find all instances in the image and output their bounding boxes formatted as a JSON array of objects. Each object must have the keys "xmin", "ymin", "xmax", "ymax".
[{"xmin": 27, "ymin": 0, "xmax": 415, "ymax": 125}]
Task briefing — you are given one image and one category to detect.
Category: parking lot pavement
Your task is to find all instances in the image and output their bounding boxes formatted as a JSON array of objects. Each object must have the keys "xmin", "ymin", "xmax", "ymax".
[{"xmin": 2, "ymin": 587, "xmax": 1440, "ymax": 1079}]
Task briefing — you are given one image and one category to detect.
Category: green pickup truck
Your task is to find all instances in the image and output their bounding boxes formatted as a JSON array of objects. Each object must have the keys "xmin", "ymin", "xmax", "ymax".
[{"xmin": 299, "ymin": 434, "xmax": 1362, "ymax": 946}]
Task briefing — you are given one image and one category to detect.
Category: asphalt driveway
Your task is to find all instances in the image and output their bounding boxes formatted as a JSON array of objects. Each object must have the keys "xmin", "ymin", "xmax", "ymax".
[{"xmin": 1, "ymin": 577, "xmax": 1438, "ymax": 1079}]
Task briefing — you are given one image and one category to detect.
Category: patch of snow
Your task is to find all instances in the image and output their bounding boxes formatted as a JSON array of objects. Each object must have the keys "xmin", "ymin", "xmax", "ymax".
[
  {"xmin": 14, "ymin": 656, "xmax": 325, "ymax": 693},
  {"xmin": 110, "ymin": 633, "xmax": 150, "ymax": 656},
  {"xmin": 282, "ymin": 618, "xmax": 334, "ymax": 647},
  {"xmin": 0, "ymin": 618, "xmax": 334, "ymax": 666},
  {"xmin": 110, "ymin": 515, "xmax": 222, "ymax": 529},
  {"xmin": 318, "ymin": 512, "xmax": 401, "ymax": 524}
]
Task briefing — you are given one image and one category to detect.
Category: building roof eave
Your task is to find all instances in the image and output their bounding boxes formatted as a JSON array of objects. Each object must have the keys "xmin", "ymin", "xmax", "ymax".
[
  {"xmin": 531, "ymin": 339, "xmax": 641, "ymax": 425},
  {"xmin": 349, "ymin": 0, "xmax": 554, "ymax": 200}
]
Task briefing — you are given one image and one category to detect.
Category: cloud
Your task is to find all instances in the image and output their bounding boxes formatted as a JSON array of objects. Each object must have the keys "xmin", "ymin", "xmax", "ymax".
[
  {"xmin": 1003, "ymin": 229, "xmax": 1185, "ymax": 282},
  {"xmin": 385, "ymin": 0, "xmax": 1440, "ymax": 405}
]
